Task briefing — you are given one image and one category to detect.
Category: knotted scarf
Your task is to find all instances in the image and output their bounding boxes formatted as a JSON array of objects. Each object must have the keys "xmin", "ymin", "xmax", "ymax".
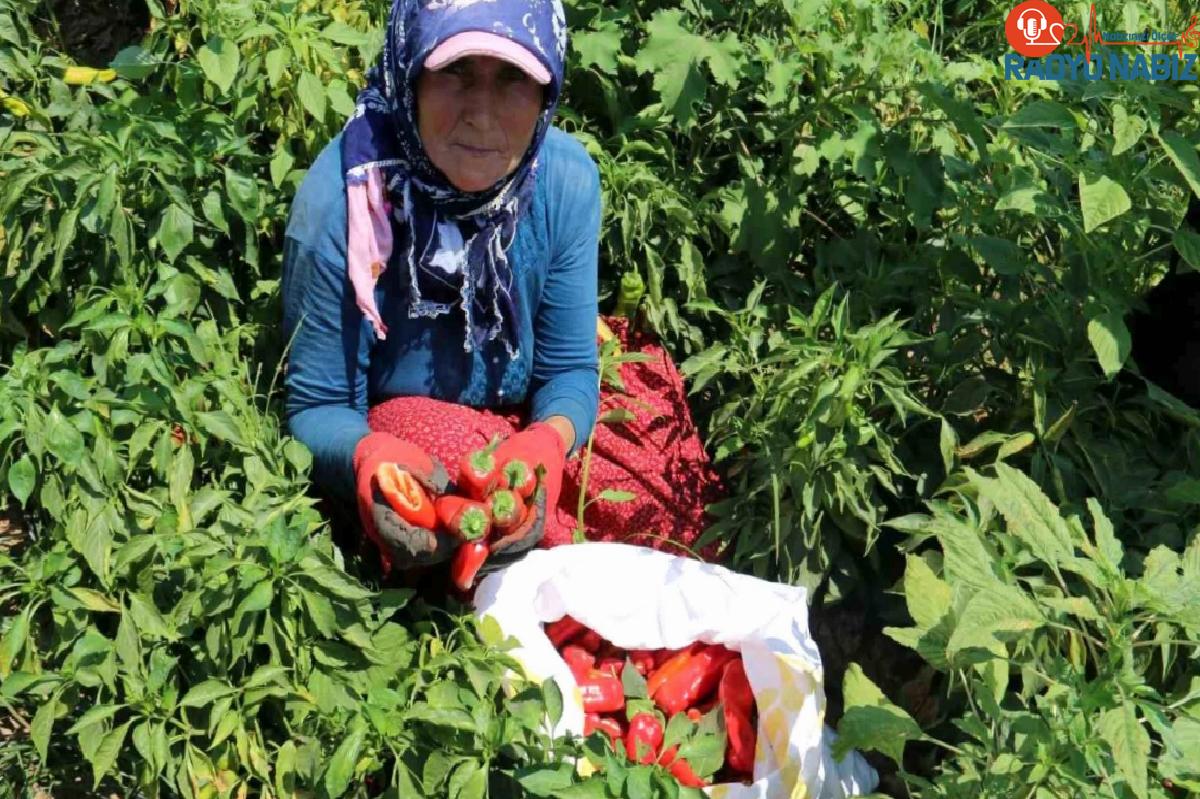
[{"xmin": 341, "ymin": 0, "xmax": 567, "ymax": 358}]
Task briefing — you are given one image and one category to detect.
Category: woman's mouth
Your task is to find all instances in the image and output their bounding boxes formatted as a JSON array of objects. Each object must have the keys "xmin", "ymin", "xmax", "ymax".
[{"xmin": 454, "ymin": 143, "xmax": 499, "ymax": 157}]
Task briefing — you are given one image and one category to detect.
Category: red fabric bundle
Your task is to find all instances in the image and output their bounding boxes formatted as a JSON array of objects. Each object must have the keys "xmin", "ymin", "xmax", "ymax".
[{"xmin": 366, "ymin": 316, "xmax": 726, "ymax": 560}]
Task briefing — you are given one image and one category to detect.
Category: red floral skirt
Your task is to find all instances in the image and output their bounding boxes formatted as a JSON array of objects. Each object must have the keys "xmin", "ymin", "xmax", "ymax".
[{"xmin": 366, "ymin": 317, "xmax": 725, "ymax": 561}]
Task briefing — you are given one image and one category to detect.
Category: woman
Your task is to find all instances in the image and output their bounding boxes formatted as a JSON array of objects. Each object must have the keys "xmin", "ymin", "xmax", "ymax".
[{"xmin": 282, "ymin": 0, "xmax": 599, "ymax": 576}]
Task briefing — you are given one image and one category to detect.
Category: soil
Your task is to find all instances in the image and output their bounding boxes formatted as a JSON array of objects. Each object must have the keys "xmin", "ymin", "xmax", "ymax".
[
  {"xmin": 810, "ymin": 598, "xmax": 946, "ymax": 795},
  {"xmin": 35, "ymin": 0, "xmax": 149, "ymax": 65}
]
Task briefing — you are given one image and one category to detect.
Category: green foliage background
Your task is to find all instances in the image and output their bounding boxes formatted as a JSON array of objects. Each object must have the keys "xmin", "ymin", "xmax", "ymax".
[{"xmin": 1, "ymin": 0, "xmax": 1199, "ymax": 796}]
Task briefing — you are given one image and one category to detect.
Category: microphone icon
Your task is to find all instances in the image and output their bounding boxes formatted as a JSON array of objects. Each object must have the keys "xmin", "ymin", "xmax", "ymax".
[{"xmin": 1018, "ymin": 9, "xmax": 1047, "ymax": 43}]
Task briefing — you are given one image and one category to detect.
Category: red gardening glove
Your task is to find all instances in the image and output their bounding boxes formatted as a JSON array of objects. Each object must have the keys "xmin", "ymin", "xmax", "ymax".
[
  {"xmin": 486, "ymin": 422, "xmax": 566, "ymax": 558},
  {"xmin": 353, "ymin": 432, "xmax": 452, "ymax": 575}
]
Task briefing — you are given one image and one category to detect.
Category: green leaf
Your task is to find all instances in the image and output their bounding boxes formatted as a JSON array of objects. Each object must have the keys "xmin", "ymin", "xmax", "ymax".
[
  {"xmin": 597, "ymin": 489, "xmax": 637, "ymax": 503},
  {"xmin": 1174, "ymin": 227, "xmax": 1200, "ymax": 272},
  {"xmin": 179, "ymin": 679, "xmax": 238, "ymax": 708},
  {"xmin": 1088, "ymin": 311, "xmax": 1131, "ymax": 379},
  {"xmin": 541, "ymin": 677, "xmax": 563, "ymax": 728},
  {"xmin": 947, "ymin": 583, "xmax": 1044, "ymax": 655},
  {"xmin": 110, "ymin": 45, "xmax": 157, "ymax": 79},
  {"xmin": 30, "ymin": 693, "xmax": 57, "ymax": 761},
  {"xmin": 297, "ymin": 71, "xmax": 327, "ymax": 121},
  {"xmin": 195, "ymin": 410, "xmax": 243, "ymax": 444},
  {"xmin": 270, "ymin": 143, "xmax": 295, "ymax": 189},
  {"xmin": 321, "ymin": 21, "xmax": 369, "ymax": 46},
  {"xmin": 1087, "ymin": 498, "xmax": 1124, "ymax": 574},
  {"xmin": 834, "ymin": 664, "xmax": 922, "ymax": 765},
  {"xmin": 1099, "ymin": 703, "xmax": 1150, "ymax": 799},
  {"xmin": 0, "ymin": 606, "xmax": 30, "ymax": 677},
  {"xmin": 45, "ymin": 407, "xmax": 84, "ymax": 464},
  {"xmin": 996, "ymin": 432, "xmax": 1036, "ymax": 460},
  {"xmin": 302, "ymin": 562, "xmax": 373, "ymax": 601},
  {"xmin": 224, "ymin": 167, "xmax": 260, "ymax": 223},
  {"xmin": 1041, "ymin": 596, "xmax": 1101, "ymax": 621},
  {"xmin": 197, "ymin": 36, "xmax": 240, "ymax": 94},
  {"xmin": 324, "ymin": 717, "xmax": 367, "ymax": 798},
  {"xmin": 930, "ymin": 511, "xmax": 999, "ymax": 591},
  {"xmin": 1111, "ymin": 103, "xmax": 1146, "ymax": 156},
  {"xmin": 938, "ymin": 418, "xmax": 956, "ymax": 475},
  {"xmin": 1004, "ymin": 99, "xmax": 1076, "ymax": 128},
  {"xmin": 632, "ymin": 11, "xmax": 711, "ymax": 127},
  {"xmin": 1080, "ymin": 173, "xmax": 1131, "ymax": 233},
  {"xmin": 156, "ymin": 204, "xmax": 193, "ymax": 263},
  {"xmin": 449, "ymin": 760, "xmax": 488, "ymax": 799},
  {"xmin": 972, "ymin": 464, "xmax": 1075, "ymax": 568},
  {"xmin": 903, "ymin": 555, "xmax": 951, "ymax": 630},
  {"xmin": 622, "ymin": 656, "xmax": 649, "ymax": 700},
  {"xmin": 1161, "ymin": 132, "xmax": 1200, "ymax": 198},
  {"xmin": 8, "ymin": 453, "xmax": 35, "ymax": 505},
  {"xmin": 67, "ymin": 703, "xmax": 124, "ymax": 734},
  {"xmin": 969, "ymin": 236, "xmax": 1025, "ymax": 276},
  {"xmin": 327, "ymin": 78, "xmax": 356, "ymax": 117},
  {"xmin": 995, "ymin": 185, "xmax": 1039, "ymax": 215},
  {"xmin": 550, "ymin": 779, "xmax": 609, "ymax": 799},
  {"xmin": 1161, "ymin": 717, "xmax": 1200, "ymax": 782},
  {"xmin": 69, "ymin": 587, "xmax": 121, "ymax": 613},
  {"xmin": 574, "ymin": 24, "xmax": 622, "ymax": 73},
  {"xmin": 234, "ymin": 579, "xmax": 274, "ymax": 619},
  {"xmin": 517, "ymin": 765, "xmax": 577, "ymax": 795},
  {"xmin": 89, "ymin": 720, "xmax": 132, "ymax": 789},
  {"xmin": 127, "ymin": 593, "xmax": 172, "ymax": 640},
  {"xmin": 201, "ymin": 190, "xmax": 230, "ymax": 235}
]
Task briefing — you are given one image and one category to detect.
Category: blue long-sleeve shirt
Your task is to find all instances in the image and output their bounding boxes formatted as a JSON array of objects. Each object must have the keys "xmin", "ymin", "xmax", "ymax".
[{"xmin": 282, "ymin": 126, "xmax": 601, "ymax": 500}]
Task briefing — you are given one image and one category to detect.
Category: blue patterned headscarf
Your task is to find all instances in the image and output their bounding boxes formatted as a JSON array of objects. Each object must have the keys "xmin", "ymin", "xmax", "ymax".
[{"xmin": 342, "ymin": 0, "xmax": 568, "ymax": 358}]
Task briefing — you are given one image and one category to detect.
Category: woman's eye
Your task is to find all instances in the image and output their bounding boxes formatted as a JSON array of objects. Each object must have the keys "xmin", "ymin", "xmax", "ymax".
[{"xmin": 499, "ymin": 65, "xmax": 530, "ymax": 84}]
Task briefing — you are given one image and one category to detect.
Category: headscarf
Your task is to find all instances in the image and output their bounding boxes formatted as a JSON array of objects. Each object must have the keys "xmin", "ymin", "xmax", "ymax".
[{"xmin": 341, "ymin": 0, "xmax": 568, "ymax": 359}]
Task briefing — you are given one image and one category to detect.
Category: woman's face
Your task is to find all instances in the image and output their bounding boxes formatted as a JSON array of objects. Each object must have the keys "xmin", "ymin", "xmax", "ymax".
[{"xmin": 416, "ymin": 55, "xmax": 545, "ymax": 193}]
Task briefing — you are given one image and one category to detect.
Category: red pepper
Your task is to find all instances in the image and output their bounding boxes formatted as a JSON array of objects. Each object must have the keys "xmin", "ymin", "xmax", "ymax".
[
  {"xmin": 496, "ymin": 457, "xmax": 536, "ymax": 499},
  {"xmin": 628, "ymin": 650, "xmax": 657, "ymax": 677},
  {"xmin": 652, "ymin": 649, "xmax": 677, "ymax": 668},
  {"xmin": 596, "ymin": 658, "xmax": 624, "ymax": 677},
  {"xmin": 624, "ymin": 712, "xmax": 664, "ymax": 764},
  {"xmin": 562, "ymin": 645, "xmax": 596, "ymax": 681},
  {"xmin": 658, "ymin": 747, "xmax": 708, "ymax": 788},
  {"xmin": 486, "ymin": 489, "xmax": 522, "ymax": 531},
  {"xmin": 646, "ymin": 644, "xmax": 701, "ymax": 698},
  {"xmin": 719, "ymin": 659, "xmax": 757, "ymax": 776},
  {"xmin": 584, "ymin": 713, "xmax": 624, "ymax": 746},
  {"xmin": 577, "ymin": 669, "xmax": 624, "ymax": 714},
  {"xmin": 435, "ymin": 496, "xmax": 492, "ymax": 541},
  {"xmin": 545, "ymin": 616, "xmax": 585, "ymax": 648},
  {"xmin": 450, "ymin": 540, "xmax": 489, "ymax": 591},
  {"xmin": 686, "ymin": 708, "xmax": 702, "ymax": 722},
  {"xmin": 458, "ymin": 439, "xmax": 500, "ymax": 500},
  {"xmin": 653, "ymin": 645, "xmax": 737, "ymax": 716},
  {"xmin": 374, "ymin": 463, "xmax": 437, "ymax": 529}
]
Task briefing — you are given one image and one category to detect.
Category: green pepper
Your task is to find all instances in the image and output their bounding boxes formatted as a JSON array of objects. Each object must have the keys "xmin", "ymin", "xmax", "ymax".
[{"xmin": 613, "ymin": 270, "xmax": 645, "ymax": 319}]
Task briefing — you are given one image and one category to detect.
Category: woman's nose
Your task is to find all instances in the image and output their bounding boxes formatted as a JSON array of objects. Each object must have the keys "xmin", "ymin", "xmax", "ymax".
[{"xmin": 460, "ymin": 81, "xmax": 499, "ymax": 131}]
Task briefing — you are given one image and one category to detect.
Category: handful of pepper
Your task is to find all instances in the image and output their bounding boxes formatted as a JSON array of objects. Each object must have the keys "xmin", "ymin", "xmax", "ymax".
[
  {"xmin": 375, "ymin": 436, "xmax": 546, "ymax": 591},
  {"xmin": 543, "ymin": 616, "xmax": 759, "ymax": 787}
]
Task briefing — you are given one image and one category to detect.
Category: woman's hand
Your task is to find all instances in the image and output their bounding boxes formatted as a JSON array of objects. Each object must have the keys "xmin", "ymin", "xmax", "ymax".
[
  {"xmin": 486, "ymin": 421, "xmax": 568, "ymax": 558},
  {"xmin": 353, "ymin": 432, "xmax": 454, "ymax": 574}
]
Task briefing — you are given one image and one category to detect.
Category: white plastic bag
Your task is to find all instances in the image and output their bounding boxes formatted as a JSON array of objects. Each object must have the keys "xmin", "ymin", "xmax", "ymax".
[{"xmin": 473, "ymin": 542, "xmax": 879, "ymax": 798}]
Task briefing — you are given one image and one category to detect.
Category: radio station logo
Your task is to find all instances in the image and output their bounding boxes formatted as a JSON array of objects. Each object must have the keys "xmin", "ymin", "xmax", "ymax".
[{"xmin": 1004, "ymin": 2, "xmax": 1199, "ymax": 81}]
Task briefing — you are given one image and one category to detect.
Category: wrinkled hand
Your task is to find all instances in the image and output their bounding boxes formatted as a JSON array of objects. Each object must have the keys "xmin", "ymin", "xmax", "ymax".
[{"xmin": 353, "ymin": 432, "xmax": 453, "ymax": 574}]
